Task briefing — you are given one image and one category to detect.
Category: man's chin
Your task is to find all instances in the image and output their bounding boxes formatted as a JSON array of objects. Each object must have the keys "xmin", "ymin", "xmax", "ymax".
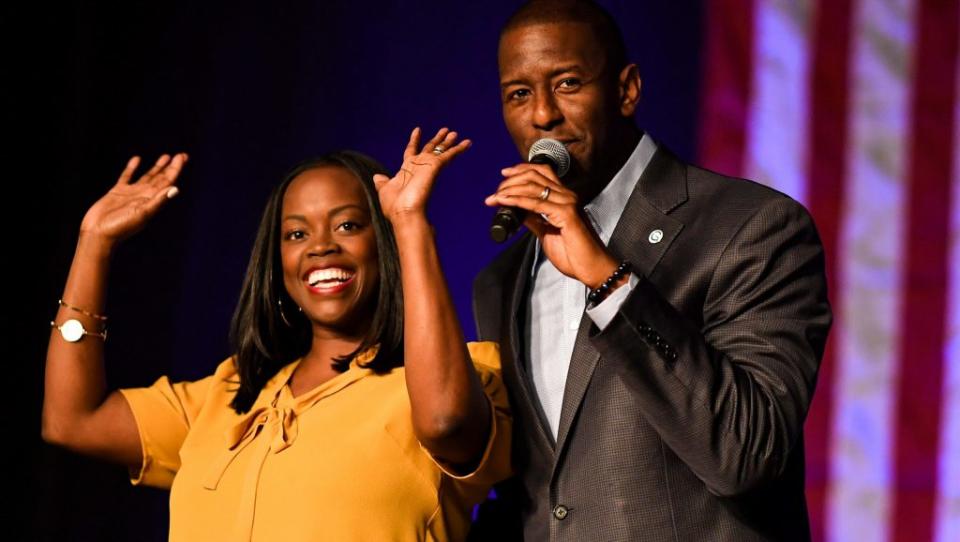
[{"xmin": 560, "ymin": 165, "xmax": 602, "ymax": 202}]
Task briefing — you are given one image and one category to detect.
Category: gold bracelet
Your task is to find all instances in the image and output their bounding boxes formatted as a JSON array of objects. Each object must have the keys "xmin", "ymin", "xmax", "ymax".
[
  {"xmin": 51, "ymin": 319, "xmax": 108, "ymax": 342},
  {"xmin": 58, "ymin": 299, "xmax": 107, "ymax": 321}
]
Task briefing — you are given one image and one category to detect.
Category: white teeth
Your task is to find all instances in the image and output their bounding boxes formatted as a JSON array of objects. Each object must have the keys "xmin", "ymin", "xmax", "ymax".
[{"xmin": 307, "ymin": 268, "xmax": 353, "ymax": 287}]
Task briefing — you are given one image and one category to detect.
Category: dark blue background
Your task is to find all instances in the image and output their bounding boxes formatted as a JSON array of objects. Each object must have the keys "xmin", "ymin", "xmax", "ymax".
[{"xmin": 17, "ymin": 1, "xmax": 704, "ymax": 538}]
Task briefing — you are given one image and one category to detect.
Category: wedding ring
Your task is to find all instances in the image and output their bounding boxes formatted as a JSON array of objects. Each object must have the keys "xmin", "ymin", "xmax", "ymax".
[
  {"xmin": 432, "ymin": 145, "xmax": 445, "ymax": 155},
  {"xmin": 539, "ymin": 186, "xmax": 551, "ymax": 201}
]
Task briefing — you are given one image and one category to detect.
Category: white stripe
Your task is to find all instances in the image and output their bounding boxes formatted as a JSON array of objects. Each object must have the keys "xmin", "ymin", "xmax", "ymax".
[
  {"xmin": 935, "ymin": 24, "xmax": 960, "ymax": 542},
  {"xmin": 743, "ymin": 0, "xmax": 812, "ymax": 204},
  {"xmin": 827, "ymin": 0, "xmax": 917, "ymax": 540}
]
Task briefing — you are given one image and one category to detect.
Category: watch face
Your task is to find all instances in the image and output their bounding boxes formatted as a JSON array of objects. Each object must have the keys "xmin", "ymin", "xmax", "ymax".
[{"xmin": 61, "ymin": 319, "xmax": 85, "ymax": 342}]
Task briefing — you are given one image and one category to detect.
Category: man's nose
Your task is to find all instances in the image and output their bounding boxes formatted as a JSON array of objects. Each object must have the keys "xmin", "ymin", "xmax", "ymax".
[{"xmin": 532, "ymin": 92, "xmax": 563, "ymax": 131}]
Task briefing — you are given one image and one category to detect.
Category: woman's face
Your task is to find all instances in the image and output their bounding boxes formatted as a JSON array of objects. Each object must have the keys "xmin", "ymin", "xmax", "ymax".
[{"xmin": 279, "ymin": 166, "xmax": 380, "ymax": 336}]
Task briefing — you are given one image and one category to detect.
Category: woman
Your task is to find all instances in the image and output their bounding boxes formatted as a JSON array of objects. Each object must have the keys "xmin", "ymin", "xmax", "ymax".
[{"xmin": 42, "ymin": 128, "xmax": 510, "ymax": 541}]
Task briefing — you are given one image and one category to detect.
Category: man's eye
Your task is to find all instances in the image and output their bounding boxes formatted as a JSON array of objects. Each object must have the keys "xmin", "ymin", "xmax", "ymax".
[
  {"xmin": 508, "ymin": 88, "xmax": 531, "ymax": 101},
  {"xmin": 558, "ymin": 78, "xmax": 581, "ymax": 90}
]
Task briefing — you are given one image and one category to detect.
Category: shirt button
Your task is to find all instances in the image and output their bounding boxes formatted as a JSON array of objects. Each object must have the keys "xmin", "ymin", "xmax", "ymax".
[{"xmin": 553, "ymin": 504, "xmax": 569, "ymax": 520}]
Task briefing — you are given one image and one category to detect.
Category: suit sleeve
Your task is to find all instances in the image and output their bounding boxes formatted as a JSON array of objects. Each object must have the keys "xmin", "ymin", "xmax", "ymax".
[{"xmin": 590, "ymin": 196, "xmax": 831, "ymax": 497}]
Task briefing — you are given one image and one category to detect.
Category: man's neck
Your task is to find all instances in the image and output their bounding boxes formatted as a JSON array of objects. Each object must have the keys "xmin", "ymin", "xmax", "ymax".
[{"xmin": 574, "ymin": 127, "xmax": 642, "ymax": 204}]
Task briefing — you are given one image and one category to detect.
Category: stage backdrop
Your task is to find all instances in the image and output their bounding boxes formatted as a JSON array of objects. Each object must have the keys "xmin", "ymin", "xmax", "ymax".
[{"xmin": 16, "ymin": 1, "xmax": 957, "ymax": 541}]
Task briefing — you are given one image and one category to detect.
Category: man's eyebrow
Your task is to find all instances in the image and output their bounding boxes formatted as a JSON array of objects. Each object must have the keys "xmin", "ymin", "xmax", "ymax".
[{"xmin": 500, "ymin": 65, "xmax": 585, "ymax": 88}]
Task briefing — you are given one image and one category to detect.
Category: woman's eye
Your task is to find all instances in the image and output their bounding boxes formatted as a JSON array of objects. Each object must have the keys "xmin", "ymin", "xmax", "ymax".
[
  {"xmin": 283, "ymin": 230, "xmax": 305, "ymax": 241},
  {"xmin": 336, "ymin": 221, "xmax": 362, "ymax": 232}
]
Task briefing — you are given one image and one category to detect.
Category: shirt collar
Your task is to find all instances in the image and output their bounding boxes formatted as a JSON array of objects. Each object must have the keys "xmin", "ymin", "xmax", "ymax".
[
  {"xmin": 583, "ymin": 132, "xmax": 658, "ymax": 243},
  {"xmin": 531, "ymin": 133, "xmax": 658, "ymax": 275}
]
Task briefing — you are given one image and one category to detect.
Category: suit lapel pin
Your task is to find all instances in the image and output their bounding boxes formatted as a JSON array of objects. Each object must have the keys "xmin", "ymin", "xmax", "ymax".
[{"xmin": 648, "ymin": 229, "xmax": 664, "ymax": 244}]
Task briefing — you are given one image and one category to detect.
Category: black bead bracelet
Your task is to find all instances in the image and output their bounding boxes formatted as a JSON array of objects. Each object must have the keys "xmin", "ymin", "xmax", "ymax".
[{"xmin": 587, "ymin": 261, "xmax": 632, "ymax": 304}]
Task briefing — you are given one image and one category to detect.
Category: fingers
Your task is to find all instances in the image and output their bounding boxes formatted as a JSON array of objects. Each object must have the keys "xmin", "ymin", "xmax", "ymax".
[
  {"xmin": 485, "ymin": 170, "xmax": 577, "ymax": 207},
  {"xmin": 142, "ymin": 154, "xmax": 172, "ymax": 181},
  {"xmin": 140, "ymin": 182, "xmax": 180, "ymax": 217},
  {"xmin": 422, "ymin": 127, "xmax": 451, "ymax": 154},
  {"xmin": 437, "ymin": 137, "xmax": 471, "ymax": 162},
  {"xmin": 501, "ymin": 163, "xmax": 564, "ymax": 188},
  {"xmin": 115, "ymin": 156, "xmax": 141, "ymax": 186},
  {"xmin": 403, "ymin": 127, "xmax": 421, "ymax": 161},
  {"xmin": 487, "ymin": 192, "xmax": 566, "ymax": 216},
  {"xmin": 155, "ymin": 153, "xmax": 188, "ymax": 186},
  {"xmin": 124, "ymin": 152, "xmax": 188, "ymax": 187}
]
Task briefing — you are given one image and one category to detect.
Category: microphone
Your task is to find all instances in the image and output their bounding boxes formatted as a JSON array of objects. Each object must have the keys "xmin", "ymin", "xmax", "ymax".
[{"xmin": 490, "ymin": 138, "xmax": 571, "ymax": 243}]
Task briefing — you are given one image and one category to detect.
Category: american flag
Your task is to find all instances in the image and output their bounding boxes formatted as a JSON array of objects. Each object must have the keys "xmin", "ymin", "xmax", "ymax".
[{"xmin": 698, "ymin": 0, "xmax": 959, "ymax": 540}]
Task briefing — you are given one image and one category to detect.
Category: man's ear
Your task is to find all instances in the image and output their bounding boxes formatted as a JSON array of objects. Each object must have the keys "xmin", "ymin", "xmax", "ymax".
[{"xmin": 618, "ymin": 63, "xmax": 642, "ymax": 117}]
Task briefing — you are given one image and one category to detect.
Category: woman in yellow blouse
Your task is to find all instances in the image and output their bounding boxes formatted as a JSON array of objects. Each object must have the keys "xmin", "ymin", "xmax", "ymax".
[{"xmin": 42, "ymin": 128, "xmax": 510, "ymax": 541}]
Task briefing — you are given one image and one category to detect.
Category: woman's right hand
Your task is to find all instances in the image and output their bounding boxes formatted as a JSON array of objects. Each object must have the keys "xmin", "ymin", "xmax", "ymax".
[{"xmin": 79, "ymin": 153, "xmax": 188, "ymax": 247}]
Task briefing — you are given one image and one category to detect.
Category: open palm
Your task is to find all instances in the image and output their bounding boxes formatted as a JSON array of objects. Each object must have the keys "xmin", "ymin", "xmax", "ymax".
[
  {"xmin": 374, "ymin": 127, "xmax": 470, "ymax": 221},
  {"xmin": 80, "ymin": 153, "xmax": 187, "ymax": 245}
]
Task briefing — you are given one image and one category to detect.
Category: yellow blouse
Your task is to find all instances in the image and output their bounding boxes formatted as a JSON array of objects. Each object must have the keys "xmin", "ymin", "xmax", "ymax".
[{"xmin": 118, "ymin": 342, "xmax": 510, "ymax": 541}]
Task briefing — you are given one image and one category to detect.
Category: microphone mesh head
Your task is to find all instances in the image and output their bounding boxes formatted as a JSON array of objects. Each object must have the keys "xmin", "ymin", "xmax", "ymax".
[{"xmin": 528, "ymin": 138, "xmax": 571, "ymax": 177}]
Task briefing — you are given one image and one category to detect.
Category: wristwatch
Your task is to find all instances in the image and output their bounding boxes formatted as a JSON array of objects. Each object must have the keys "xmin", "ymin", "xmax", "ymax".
[{"xmin": 51, "ymin": 319, "xmax": 108, "ymax": 342}]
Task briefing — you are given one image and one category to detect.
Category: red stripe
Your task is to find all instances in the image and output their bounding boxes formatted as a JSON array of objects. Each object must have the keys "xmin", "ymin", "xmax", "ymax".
[
  {"xmin": 698, "ymin": 0, "xmax": 756, "ymax": 177},
  {"xmin": 803, "ymin": 1, "xmax": 854, "ymax": 540},
  {"xmin": 891, "ymin": 1, "xmax": 959, "ymax": 540}
]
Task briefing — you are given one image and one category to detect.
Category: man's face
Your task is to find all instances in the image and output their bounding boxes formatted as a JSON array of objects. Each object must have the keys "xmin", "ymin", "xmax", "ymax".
[{"xmin": 498, "ymin": 21, "xmax": 629, "ymax": 192}]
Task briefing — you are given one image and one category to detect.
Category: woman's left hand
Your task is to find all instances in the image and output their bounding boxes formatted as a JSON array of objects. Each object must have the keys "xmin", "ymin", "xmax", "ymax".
[{"xmin": 374, "ymin": 127, "xmax": 470, "ymax": 223}]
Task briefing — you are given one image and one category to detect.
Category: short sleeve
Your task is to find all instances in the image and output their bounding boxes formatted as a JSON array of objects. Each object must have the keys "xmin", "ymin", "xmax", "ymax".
[
  {"xmin": 118, "ymin": 366, "xmax": 221, "ymax": 488},
  {"xmin": 428, "ymin": 341, "xmax": 512, "ymax": 487}
]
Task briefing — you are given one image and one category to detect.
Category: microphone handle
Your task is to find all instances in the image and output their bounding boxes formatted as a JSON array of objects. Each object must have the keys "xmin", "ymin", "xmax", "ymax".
[
  {"xmin": 490, "ymin": 206, "xmax": 525, "ymax": 243},
  {"xmin": 489, "ymin": 154, "xmax": 557, "ymax": 243}
]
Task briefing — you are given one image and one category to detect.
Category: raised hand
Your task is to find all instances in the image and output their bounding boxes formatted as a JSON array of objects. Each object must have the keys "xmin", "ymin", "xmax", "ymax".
[
  {"xmin": 484, "ymin": 162, "xmax": 618, "ymax": 289},
  {"xmin": 79, "ymin": 153, "xmax": 188, "ymax": 247},
  {"xmin": 373, "ymin": 127, "xmax": 470, "ymax": 222}
]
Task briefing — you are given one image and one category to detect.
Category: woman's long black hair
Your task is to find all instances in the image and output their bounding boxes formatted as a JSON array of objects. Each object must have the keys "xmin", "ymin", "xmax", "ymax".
[{"xmin": 228, "ymin": 151, "xmax": 404, "ymax": 414}]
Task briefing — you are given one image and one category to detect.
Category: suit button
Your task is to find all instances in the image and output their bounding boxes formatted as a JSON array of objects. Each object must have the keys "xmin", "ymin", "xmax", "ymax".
[{"xmin": 553, "ymin": 504, "xmax": 569, "ymax": 520}]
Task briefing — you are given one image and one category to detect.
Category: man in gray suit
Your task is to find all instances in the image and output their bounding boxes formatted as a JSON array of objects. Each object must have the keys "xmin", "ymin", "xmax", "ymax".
[{"xmin": 471, "ymin": 1, "xmax": 831, "ymax": 540}]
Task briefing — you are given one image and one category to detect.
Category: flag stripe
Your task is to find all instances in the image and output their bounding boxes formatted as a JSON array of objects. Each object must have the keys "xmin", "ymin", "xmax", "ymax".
[
  {"xmin": 803, "ymin": 0, "xmax": 855, "ymax": 539},
  {"xmin": 892, "ymin": 1, "xmax": 960, "ymax": 540},
  {"xmin": 828, "ymin": 0, "xmax": 917, "ymax": 540},
  {"xmin": 937, "ymin": 29, "xmax": 960, "ymax": 539},
  {"xmin": 698, "ymin": 0, "xmax": 756, "ymax": 176},
  {"xmin": 935, "ymin": 29, "xmax": 960, "ymax": 540},
  {"xmin": 743, "ymin": 0, "xmax": 812, "ymax": 203},
  {"xmin": 699, "ymin": 1, "xmax": 959, "ymax": 540}
]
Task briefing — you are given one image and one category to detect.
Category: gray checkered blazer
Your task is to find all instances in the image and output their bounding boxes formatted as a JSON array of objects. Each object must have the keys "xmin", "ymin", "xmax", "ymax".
[{"xmin": 470, "ymin": 147, "xmax": 831, "ymax": 542}]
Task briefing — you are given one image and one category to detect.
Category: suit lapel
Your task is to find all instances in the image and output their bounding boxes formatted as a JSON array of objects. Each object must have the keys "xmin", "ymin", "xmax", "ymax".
[
  {"xmin": 553, "ymin": 147, "xmax": 688, "ymax": 458},
  {"xmin": 500, "ymin": 234, "xmax": 556, "ymax": 451}
]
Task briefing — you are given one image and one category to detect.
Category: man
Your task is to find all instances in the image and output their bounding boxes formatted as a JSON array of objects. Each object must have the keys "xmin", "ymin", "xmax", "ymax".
[{"xmin": 471, "ymin": 1, "xmax": 831, "ymax": 540}]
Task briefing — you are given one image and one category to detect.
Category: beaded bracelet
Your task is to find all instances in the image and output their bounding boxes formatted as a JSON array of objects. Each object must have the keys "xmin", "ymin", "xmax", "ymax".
[{"xmin": 587, "ymin": 261, "xmax": 632, "ymax": 304}]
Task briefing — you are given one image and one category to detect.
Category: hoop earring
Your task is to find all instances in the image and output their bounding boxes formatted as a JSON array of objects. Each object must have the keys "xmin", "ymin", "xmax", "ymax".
[{"xmin": 278, "ymin": 297, "xmax": 301, "ymax": 327}]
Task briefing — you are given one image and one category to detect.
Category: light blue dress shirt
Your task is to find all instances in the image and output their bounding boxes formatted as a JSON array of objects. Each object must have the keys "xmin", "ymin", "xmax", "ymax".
[{"xmin": 525, "ymin": 134, "xmax": 657, "ymax": 438}]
